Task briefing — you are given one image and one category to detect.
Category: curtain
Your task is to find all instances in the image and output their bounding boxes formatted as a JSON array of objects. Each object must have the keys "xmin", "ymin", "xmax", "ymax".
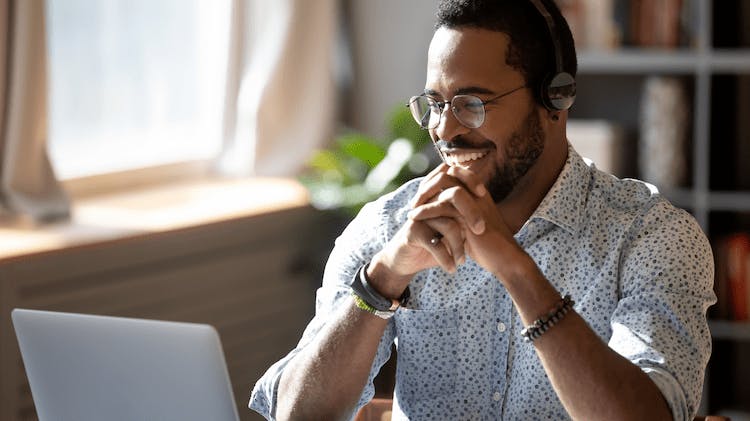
[
  {"xmin": 0, "ymin": 0, "xmax": 69, "ymax": 221},
  {"xmin": 217, "ymin": 0, "xmax": 338, "ymax": 177}
]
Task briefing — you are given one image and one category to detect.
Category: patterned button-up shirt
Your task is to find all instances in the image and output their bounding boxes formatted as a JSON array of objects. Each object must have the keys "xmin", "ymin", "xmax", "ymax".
[{"xmin": 250, "ymin": 144, "xmax": 715, "ymax": 421}]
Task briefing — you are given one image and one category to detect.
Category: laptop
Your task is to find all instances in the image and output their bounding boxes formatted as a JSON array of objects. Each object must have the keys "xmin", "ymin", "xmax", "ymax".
[{"xmin": 12, "ymin": 309, "xmax": 240, "ymax": 421}]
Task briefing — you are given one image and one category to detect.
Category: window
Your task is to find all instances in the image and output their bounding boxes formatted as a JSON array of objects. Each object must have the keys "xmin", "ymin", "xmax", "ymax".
[{"xmin": 46, "ymin": 0, "xmax": 231, "ymax": 179}]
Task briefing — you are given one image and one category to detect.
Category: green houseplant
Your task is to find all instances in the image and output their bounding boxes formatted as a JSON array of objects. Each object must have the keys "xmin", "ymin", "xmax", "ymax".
[{"xmin": 299, "ymin": 105, "xmax": 435, "ymax": 216}]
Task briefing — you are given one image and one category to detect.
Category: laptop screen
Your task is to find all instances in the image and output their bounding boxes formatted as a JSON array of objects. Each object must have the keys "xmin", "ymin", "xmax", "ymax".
[{"xmin": 12, "ymin": 309, "xmax": 240, "ymax": 421}]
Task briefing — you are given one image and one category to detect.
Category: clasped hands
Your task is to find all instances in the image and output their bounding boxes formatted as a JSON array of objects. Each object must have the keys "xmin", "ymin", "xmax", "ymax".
[{"xmin": 368, "ymin": 163, "xmax": 527, "ymax": 299}]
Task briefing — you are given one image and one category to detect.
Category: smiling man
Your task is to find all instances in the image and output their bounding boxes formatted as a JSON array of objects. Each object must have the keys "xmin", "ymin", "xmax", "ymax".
[{"xmin": 250, "ymin": 1, "xmax": 715, "ymax": 420}]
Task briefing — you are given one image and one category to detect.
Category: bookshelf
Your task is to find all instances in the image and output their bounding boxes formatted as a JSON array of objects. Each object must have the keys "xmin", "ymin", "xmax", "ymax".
[{"xmin": 569, "ymin": 0, "xmax": 750, "ymax": 415}]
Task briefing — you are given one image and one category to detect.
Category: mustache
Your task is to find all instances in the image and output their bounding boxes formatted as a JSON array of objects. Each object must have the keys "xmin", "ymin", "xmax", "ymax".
[{"xmin": 435, "ymin": 137, "xmax": 494, "ymax": 151}]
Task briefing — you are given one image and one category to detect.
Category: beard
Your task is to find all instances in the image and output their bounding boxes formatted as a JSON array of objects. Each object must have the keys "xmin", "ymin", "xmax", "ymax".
[{"xmin": 486, "ymin": 108, "xmax": 545, "ymax": 202}]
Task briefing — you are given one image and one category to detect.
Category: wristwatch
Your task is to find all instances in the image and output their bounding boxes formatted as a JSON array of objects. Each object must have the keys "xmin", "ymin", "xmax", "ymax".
[{"xmin": 350, "ymin": 263, "xmax": 410, "ymax": 313}]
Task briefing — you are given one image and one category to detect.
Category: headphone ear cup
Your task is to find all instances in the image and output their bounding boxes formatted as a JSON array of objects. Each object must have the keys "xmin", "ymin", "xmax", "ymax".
[{"xmin": 542, "ymin": 72, "xmax": 577, "ymax": 111}]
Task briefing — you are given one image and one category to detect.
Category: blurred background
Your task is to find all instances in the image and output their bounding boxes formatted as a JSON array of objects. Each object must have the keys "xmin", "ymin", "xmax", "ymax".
[{"xmin": 0, "ymin": 0, "xmax": 749, "ymax": 419}]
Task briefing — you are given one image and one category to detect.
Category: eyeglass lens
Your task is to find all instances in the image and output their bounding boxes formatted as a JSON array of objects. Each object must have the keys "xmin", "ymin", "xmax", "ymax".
[{"xmin": 408, "ymin": 95, "xmax": 486, "ymax": 130}]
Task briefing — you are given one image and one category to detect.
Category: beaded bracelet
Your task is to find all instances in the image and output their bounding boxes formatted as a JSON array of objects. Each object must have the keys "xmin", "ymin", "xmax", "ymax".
[{"xmin": 521, "ymin": 294, "xmax": 574, "ymax": 343}]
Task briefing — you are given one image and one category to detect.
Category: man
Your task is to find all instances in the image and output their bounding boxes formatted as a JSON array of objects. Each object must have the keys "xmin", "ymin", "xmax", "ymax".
[{"xmin": 250, "ymin": 1, "xmax": 715, "ymax": 420}]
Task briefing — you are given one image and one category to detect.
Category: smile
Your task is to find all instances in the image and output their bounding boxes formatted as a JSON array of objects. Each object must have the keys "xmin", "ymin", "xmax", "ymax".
[{"xmin": 442, "ymin": 150, "xmax": 489, "ymax": 167}]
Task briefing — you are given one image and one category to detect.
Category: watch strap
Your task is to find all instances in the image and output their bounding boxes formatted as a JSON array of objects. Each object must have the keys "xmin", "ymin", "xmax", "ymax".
[
  {"xmin": 350, "ymin": 263, "xmax": 410, "ymax": 312},
  {"xmin": 352, "ymin": 292, "xmax": 396, "ymax": 320}
]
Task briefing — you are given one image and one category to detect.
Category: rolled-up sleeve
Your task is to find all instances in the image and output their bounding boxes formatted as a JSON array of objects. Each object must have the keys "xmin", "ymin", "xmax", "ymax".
[
  {"xmin": 609, "ymin": 200, "xmax": 716, "ymax": 421},
  {"xmin": 249, "ymin": 196, "xmax": 400, "ymax": 420}
]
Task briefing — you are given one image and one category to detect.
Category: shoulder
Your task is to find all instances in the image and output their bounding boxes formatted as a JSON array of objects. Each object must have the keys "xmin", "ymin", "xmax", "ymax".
[
  {"xmin": 586, "ymin": 164, "xmax": 689, "ymax": 231},
  {"xmin": 587, "ymin": 164, "xmax": 663, "ymax": 215},
  {"xmin": 588, "ymin": 169, "xmax": 714, "ymax": 275},
  {"xmin": 586, "ymin": 164, "xmax": 711, "ymax": 259}
]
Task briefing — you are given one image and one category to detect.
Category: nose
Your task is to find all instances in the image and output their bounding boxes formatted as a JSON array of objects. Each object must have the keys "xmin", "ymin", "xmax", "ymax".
[{"xmin": 433, "ymin": 103, "xmax": 470, "ymax": 142}]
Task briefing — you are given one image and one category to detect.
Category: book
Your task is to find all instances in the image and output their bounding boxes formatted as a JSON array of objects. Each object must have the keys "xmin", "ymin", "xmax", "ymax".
[
  {"xmin": 555, "ymin": 0, "xmax": 586, "ymax": 47},
  {"xmin": 638, "ymin": 76, "xmax": 689, "ymax": 189},
  {"xmin": 725, "ymin": 233, "xmax": 750, "ymax": 321},
  {"xmin": 630, "ymin": 0, "xmax": 683, "ymax": 48},
  {"xmin": 713, "ymin": 237, "xmax": 731, "ymax": 320},
  {"xmin": 567, "ymin": 119, "xmax": 627, "ymax": 177},
  {"xmin": 555, "ymin": 0, "xmax": 620, "ymax": 50}
]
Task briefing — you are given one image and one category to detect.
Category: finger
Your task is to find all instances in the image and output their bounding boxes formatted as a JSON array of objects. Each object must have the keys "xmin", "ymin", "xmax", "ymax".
[
  {"xmin": 412, "ymin": 165, "xmax": 451, "ymax": 205},
  {"xmin": 446, "ymin": 166, "xmax": 488, "ymax": 198},
  {"xmin": 424, "ymin": 162, "xmax": 449, "ymax": 180},
  {"xmin": 409, "ymin": 187, "xmax": 486, "ymax": 235},
  {"xmin": 412, "ymin": 171, "xmax": 470, "ymax": 208},
  {"xmin": 423, "ymin": 217, "xmax": 465, "ymax": 267},
  {"xmin": 406, "ymin": 219, "xmax": 459, "ymax": 273},
  {"xmin": 408, "ymin": 164, "xmax": 449, "ymax": 208}
]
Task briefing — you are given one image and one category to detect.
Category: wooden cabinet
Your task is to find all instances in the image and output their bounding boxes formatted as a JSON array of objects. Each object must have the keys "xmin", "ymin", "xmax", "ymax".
[{"xmin": 0, "ymin": 206, "xmax": 332, "ymax": 421}]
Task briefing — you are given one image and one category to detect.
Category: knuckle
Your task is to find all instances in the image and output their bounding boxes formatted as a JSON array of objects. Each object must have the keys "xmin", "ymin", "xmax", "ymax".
[
  {"xmin": 452, "ymin": 187, "xmax": 469, "ymax": 202},
  {"xmin": 433, "ymin": 172, "xmax": 450, "ymax": 186}
]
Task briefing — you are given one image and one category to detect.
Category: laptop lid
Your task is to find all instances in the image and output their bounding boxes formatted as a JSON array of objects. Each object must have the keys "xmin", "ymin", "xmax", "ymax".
[{"xmin": 12, "ymin": 309, "xmax": 240, "ymax": 421}]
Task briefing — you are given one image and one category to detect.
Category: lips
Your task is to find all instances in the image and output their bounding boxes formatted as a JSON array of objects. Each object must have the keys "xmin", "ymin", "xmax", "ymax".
[{"xmin": 441, "ymin": 149, "xmax": 490, "ymax": 168}]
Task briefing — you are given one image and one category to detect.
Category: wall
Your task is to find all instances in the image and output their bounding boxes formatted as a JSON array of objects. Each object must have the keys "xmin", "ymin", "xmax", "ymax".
[{"xmin": 347, "ymin": 0, "xmax": 439, "ymax": 138}]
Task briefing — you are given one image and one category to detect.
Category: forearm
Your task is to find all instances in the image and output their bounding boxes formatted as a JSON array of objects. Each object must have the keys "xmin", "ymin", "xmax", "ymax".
[
  {"xmin": 276, "ymin": 300, "xmax": 388, "ymax": 420},
  {"xmin": 534, "ymin": 311, "xmax": 671, "ymax": 421},
  {"xmin": 503, "ymin": 257, "xmax": 672, "ymax": 421}
]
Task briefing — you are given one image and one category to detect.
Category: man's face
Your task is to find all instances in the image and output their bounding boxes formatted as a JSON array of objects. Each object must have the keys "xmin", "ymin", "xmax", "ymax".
[{"xmin": 425, "ymin": 26, "xmax": 545, "ymax": 202}]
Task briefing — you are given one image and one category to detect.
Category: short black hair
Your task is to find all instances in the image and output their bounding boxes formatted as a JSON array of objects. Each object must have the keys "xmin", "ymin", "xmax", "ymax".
[{"xmin": 435, "ymin": 0, "xmax": 577, "ymax": 107}]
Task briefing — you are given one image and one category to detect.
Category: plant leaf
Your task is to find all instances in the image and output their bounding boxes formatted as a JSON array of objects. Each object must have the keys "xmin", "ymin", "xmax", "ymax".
[
  {"xmin": 387, "ymin": 106, "xmax": 432, "ymax": 148},
  {"xmin": 338, "ymin": 134, "xmax": 387, "ymax": 168}
]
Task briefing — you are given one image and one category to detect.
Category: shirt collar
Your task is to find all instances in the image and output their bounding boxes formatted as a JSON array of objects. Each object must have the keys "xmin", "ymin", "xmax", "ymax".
[{"xmin": 528, "ymin": 143, "xmax": 591, "ymax": 235}]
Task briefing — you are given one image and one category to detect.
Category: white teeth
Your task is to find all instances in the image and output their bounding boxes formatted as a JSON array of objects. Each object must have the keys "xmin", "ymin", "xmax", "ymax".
[{"xmin": 444, "ymin": 151, "xmax": 488, "ymax": 167}]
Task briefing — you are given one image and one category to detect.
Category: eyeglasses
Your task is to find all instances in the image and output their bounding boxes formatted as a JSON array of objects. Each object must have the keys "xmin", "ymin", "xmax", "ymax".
[{"xmin": 407, "ymin": 85, "xmax": 526, "ymax": 130}]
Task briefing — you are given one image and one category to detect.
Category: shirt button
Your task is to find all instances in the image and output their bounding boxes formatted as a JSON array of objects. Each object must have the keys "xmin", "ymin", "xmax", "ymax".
[
  {"xmin": 493, "ymin": 391, "xmax": 501, "ymax": 402},
  {"xmin": 497, "ymin": 322, "xmax": 507, "ymax": 333}
]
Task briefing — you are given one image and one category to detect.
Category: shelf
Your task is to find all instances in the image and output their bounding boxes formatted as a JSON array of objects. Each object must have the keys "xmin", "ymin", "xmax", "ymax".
[
  {"xmin": 578, "ymin": 50, "xmax": 699, "ymax": 74},
  {"xmin": 620, "ymin": 189, "xmax": 750, "ymax": 212},
  {"xmin": 708, "ymin": 191, "xmax": 750, "ymax": 212},
  {"xmin": 709, "ymin": 320, "xmax": 750, "ymax": 341},
  {"xmin": 660, "ymin": 188, "xmax": 695, "ymax": 209},
  {"xmin": 578, "ymin": 49, "xmax": 750, "ymax": 74},
  {"xmin": 710, "ymin": 50, "xmax": 750, "ymax": 73}
]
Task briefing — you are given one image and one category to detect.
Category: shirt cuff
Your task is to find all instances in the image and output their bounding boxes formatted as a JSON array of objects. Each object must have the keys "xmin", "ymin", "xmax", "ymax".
[
  {"xmin": 643, "ymin": 366, "xmax": 689, "ymax": 421},
  {"xmin": 249, "ymin": 349, "xmax": 301, "ymax": 420}
]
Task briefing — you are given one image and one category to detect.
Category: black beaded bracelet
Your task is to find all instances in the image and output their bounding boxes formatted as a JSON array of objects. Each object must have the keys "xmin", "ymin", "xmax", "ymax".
[{"xmin": 521, "ymin": 294, "xmax": 574, "ymax": 343}]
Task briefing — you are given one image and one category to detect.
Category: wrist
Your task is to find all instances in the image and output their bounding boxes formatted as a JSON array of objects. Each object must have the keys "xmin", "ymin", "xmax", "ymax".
[
  {"xmin": 350, "ymin": 263, "xmax": 410, "ymax": 315},
  {"xmin": 491, "ymin": 244, "xmax": 536, "ymax": 282},
  {"xmin": 494, "ymin": 252, "xmax": 562, "ymax": 325},
  {"xmin": 367, "ymin": 253, "xmax": 413, "ymax": 300}
]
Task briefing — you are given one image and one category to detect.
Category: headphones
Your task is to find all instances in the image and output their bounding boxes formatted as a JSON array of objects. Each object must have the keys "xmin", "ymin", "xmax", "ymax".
[{"xmin": 528, "ymin": 0, "xmax": 576, "ymax": 111}]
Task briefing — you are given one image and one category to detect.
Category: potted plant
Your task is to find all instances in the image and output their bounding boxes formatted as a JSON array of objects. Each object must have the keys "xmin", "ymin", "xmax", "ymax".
[{"xmin": 299, "ymin": 105, "xmax": 435, "ymax": 217}]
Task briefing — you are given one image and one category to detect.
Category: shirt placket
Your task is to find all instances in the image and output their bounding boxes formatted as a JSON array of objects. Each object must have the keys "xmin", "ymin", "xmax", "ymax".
[{"xmin": 485, "ymin": 275, "xmax": 514, "ymax": 419}]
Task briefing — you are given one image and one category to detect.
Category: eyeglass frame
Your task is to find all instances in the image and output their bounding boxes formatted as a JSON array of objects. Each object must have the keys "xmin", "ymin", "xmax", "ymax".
[{"xmin": 406, "ymin": 85, "xmax": 527, "ymax": 130}]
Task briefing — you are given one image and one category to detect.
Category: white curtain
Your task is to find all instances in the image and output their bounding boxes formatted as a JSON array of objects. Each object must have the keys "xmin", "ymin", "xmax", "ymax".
[
  {"xmin": 217, "ymin": 0, "xmax": 338, "ymax": 177},
  {"xmin": 0, "ymin": 0, "xmax": 69, "ymax": 221}
]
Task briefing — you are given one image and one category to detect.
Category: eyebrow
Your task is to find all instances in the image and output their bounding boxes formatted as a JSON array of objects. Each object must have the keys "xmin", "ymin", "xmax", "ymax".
[{"xmin": 424, "ymin": 86, "xmax": 497, "ymax": 98}]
